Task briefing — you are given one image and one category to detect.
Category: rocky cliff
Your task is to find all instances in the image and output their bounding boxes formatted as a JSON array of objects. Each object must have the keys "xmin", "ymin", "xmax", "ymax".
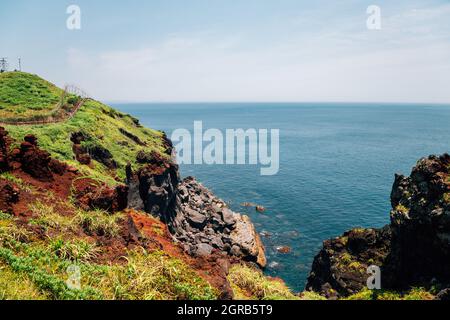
[
  {"xmin": 126, "ymin": 138, "xmax": 266, "ymax": 268},
  {"xmin": 0, "ymin": 72, "xmax": 270, "ymax": 300},
  {"xmin": 307, "ymin": 154, "xmax": 450, "ymax": 299}
]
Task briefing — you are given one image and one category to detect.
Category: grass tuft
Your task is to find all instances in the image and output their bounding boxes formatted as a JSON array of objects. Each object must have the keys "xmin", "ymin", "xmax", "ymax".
[{"xmin": 228, "ymin": 264, "xmax": 299, "ymax": 300}]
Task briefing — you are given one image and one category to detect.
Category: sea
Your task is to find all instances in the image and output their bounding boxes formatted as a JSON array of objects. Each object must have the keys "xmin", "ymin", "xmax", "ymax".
[{"xmin": 112, "ymin": 102, "xmax": 450, "ymax": 292}]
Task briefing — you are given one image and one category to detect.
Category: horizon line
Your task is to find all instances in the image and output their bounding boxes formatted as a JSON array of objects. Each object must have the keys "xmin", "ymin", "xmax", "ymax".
[{"xmin": 105, "ymin": 101, "xmax": 450, "ymax": 106}]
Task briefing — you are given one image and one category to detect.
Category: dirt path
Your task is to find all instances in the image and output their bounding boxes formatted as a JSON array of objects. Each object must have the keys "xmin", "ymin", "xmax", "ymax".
[{"xmin": 0, "ymin": 98, "xmax": 88, "ymax": 126}]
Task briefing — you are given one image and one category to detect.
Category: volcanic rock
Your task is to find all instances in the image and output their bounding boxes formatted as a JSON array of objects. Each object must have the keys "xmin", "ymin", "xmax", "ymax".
[
  {"xmin": 307, "ymin": 153, "xmax": 450, "ymax": 298},
  {"xmin": 0, "ymin": 180, "xmax": 20, "ymax": 214}
]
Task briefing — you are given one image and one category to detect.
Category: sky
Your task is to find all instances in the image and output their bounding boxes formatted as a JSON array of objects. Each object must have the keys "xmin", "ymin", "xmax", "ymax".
[{"xmin": 1, "ymin": 0, "xmax": 449, "ymax": 103}]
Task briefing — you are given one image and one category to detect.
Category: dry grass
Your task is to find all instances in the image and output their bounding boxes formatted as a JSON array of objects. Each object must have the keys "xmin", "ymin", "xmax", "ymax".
[{"xmin": 228, "ymin": 264, "xmax": 299, "ymax": 300}]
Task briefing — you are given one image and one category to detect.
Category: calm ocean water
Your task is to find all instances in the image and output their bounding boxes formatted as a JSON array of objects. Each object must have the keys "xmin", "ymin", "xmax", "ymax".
[{"xmin": 112, "ymin": 103, "xmax": 450, "ymax": 292}]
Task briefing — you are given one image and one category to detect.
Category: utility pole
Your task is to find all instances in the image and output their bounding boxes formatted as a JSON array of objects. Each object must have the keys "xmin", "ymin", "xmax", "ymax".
[{"xmin": 0, "ymin": 58, "xmax": 8, "ymax": 73}]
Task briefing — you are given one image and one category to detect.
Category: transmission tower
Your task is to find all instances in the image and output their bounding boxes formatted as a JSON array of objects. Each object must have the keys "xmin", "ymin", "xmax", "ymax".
[{"xmin": 0, "ymin": 58, "xmax": 8, "ymax": 73}]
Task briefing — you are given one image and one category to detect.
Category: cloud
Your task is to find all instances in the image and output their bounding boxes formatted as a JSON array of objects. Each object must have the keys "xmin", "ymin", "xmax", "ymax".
[{"xmin": 65, "ymin": 4, "xmax": 450, "ymax": 103}]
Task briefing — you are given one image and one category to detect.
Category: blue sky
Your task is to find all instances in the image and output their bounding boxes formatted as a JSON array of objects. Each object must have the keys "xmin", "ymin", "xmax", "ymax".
[{"xmin": 1, "ymin": 0, "xmax": 449, "ymax": 103}]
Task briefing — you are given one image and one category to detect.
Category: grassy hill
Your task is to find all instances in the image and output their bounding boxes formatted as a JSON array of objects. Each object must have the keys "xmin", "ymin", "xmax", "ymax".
[
  {"xmin": 0, "ymin": 72, "xmax": 64, "ymax": 120},
  {"xmin": 1, "ymin": 72, "xmax": 168, "ymax": 184},
  {"xmin": 0, "ymin": 72, "xmax": 302, "ymax": 300}
]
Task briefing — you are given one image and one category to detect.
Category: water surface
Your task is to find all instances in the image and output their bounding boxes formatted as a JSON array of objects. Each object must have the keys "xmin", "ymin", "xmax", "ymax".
[{"xmin": 112, "ymin": 102, "xmax": 450, "ymax": 292}]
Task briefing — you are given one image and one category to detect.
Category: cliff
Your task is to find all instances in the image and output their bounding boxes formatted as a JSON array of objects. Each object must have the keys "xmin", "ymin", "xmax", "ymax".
[
  {"xmin": 307, "ymin": 154, "xmax": 450, "ymax": 300},
  {"xmin": 0, "ymin": 72, "xmax": 270, "ymax": 300}
]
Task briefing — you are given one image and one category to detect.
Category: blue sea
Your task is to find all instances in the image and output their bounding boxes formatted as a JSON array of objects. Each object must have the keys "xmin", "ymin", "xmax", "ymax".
[{"xmin": 112, "ymin": 103, "xmax": 450, "ymax": 292}]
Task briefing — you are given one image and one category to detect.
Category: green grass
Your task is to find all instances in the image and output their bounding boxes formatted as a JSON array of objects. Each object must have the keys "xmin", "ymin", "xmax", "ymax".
[
  {"xmin": 228, "ymin": 264, "xmax": 299, "ymax": 300},
  {"xmin": 29, "ymin": 201, "xmax": 76, "ymax": 232},
  {"xmin": 0, "ymin": 262, "xmax": 49, "ymax": 300},
  {"xmin": 0, "ymin": 72, "xmax": 63, "ymax": 119},
  {"xmin": 0, "ymin": 238, "xmax": 217, "ymax": 300},
  {"xmin": 345, "ymin": 288, "xmax": 435, "ymax": 300},
  {"xmin": 49, "ymin": 238, "xmax": 99, "ymax": 263},
  {"xmin": 0, "ymin": 172, "xmax": 34, "ymax": 193},
  {"xmin": 5, "ymin": 99, "xmax": 168, "ymax": 183},
  {"xmin": 0, "ymin": 211, "xmax": 217, "ymax": 300},
  {"xmin": 76, "ymin": 209, "xmax": 125, "ymax": 238},
  {"xmin": 1, "ymin": 72, "xmax": 169, "ymax": 184},
  {"xmin": 100, "ymin": 249, "xmax": 218, "ymax": 300},
  {"xmin": 444, "ymin": 193, "xmax": 450, "ymax": 204}
]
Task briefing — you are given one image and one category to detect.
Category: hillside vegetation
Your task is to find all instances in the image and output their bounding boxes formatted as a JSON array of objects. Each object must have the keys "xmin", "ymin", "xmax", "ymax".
[
  {"xmin": 0, "ymin": 72, "xmax": 290, "ymax": 300},
  {"xmin": 1, "ymin": 72, "xmax": 168, "ymax": 184},
  {"xmin": 0, "ymin": 72, "xmax": 63, "ymax": 120}
]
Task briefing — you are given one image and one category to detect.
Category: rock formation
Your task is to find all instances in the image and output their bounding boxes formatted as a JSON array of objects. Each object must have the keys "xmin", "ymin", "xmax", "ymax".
[
  {"xmin": 307, "ymin": 154, "xmax": 450, "ymax": 298},
  {"xmin": 127, "ymin": 149, "xmax": 266, "ymax": 268},
  {"xmin": 74, "ymin": 182, "xmax": 128, "ymax": 213},
  {"xmin": 387, "ymin": 154, "xmax": 450, "ymax": 288},
  {"xmin": 0, "ymin": 180, "xmax": 20, "ymax": 214},
  {"xmin": 8, "ymin": 134, "xmax": 59, "ymax": 182},
  {"xmin": 0, "ymin": 127, "xmax": 11, "ymax": 173}
]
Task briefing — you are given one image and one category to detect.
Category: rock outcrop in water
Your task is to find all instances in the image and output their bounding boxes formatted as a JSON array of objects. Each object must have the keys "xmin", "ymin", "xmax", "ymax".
[
  {"xmin": 307, "ymin": 154, "xmax": 450, "ymax": 299},
  {"xmin": 127, "ymin": 140, "xmax": 266, "ymax": 268}
]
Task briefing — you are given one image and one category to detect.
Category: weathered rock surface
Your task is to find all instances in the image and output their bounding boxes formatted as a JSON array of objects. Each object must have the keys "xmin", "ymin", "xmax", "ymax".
[
  {"xmin": 0, "ymin": 179, "xmax": 20, "ymax": 214},
  {"xmin": 0, "ymin": 127, "xmax": 11, "ymax": 173},
  {"xmin": 387, "ymin": 154, "xmax": 450, "ymax": 288},
  {"xmin": 172, "ymin": 177, "xmax": 266, "ymax": 267},
  {"xmin": 71, "ymin": 131, "xmax": 116, "ymax": 168},
  {"xmin": 306, "ymin": 154, "xmax": 450, "ymax": 298},
  {"xmin": 306, "ymin": 227, "xmax": 391, "ymax": 298},
  {"xmin": 7, "ymin": 134, "xmax": 67, "ymax": 182},
  {"xmin": 74, "ymin": 182, "xmax": 128, "ymax": 213},
  {"xmin": 127, "ymin": 149, "xmax": 266, "ymax": 267}
]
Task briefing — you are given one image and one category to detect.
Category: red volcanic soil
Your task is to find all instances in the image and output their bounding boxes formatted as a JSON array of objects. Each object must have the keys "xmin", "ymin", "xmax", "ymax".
[{"xmin": 0, "ymin": 130, "xmax": 236, "ymax": 297}]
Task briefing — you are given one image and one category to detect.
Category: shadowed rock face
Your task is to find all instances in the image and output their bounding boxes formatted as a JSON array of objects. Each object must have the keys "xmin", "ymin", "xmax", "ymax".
[
  {"xmin": 388, "ymin": 154, "xmax": 450, "ymax": 288},
  {"xmin": 0, "ymin": 127, "xmax": 10, "ymax": 173},
  {"xmin": 127, "ymin": 150, "xmax": 266, "ymax": 268},
  {"xmin": 307, "ymin": 154, "xmax": 450, "ymax": 298},
  {"xmin": 306, "ymin": 227, "xmax": 391, "ymax": 298}
]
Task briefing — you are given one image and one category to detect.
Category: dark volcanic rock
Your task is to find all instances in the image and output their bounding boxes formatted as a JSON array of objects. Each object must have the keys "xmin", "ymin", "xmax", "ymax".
[
  {"xmin": 75, "ymin": 183, "xmax": 128, "ymax": 213},
  {"xmin": 10, "ymin": 135, "xmax": 54, "ymax": 182},
  {"xmin": 0, "ymin": 127, "xmax": 11, "ymax": 173},
  {"xmin": 119, "ymin": 128, "xmax": 146, "ymax": 146},
  {"xmin": 436, "ymin": 288, "xmax": 450, "ymax": 301},
  {"xmin": 306, "ymin": 226, "xmax": 391, "ymax": 298},
  {"xmin": 71, "ymin": 132, "xmax": 116, "ymax": 168},
  {"xmin": 307, "ymin": 153, "xmax": 450, "ymax": 298},
  {"xmin": 0, "ymin": 179, "xmax": 20, "ymax": 214},
  {"xmin": 89, "ymin": 145, "xmax": 117, "ymax": 169},
  {"xmin": 387, "ymin": 154, "xmax": 450, "ymax": 288},
  {"xmin": 127, "ymin": 149, "xmax": 266, "ymax": 267}
]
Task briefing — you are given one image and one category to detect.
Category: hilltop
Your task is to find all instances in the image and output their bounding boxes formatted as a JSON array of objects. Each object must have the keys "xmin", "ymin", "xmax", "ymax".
[{"xmin": 0, "ymin": 72, "xmax": 294, "ymax": 300}]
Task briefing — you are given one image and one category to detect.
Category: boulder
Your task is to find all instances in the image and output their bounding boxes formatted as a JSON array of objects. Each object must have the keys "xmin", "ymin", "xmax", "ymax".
[
  {"xmin": 195, "ymin": 243, "xmax": 214, "ymax": 257},
  {"xmin": 186, "ymin": 208, "xmax": 207, "ymax": 229},
  {"xmin": 231, "ymin": 215, "xmax": 267, "ymax": 267}
]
